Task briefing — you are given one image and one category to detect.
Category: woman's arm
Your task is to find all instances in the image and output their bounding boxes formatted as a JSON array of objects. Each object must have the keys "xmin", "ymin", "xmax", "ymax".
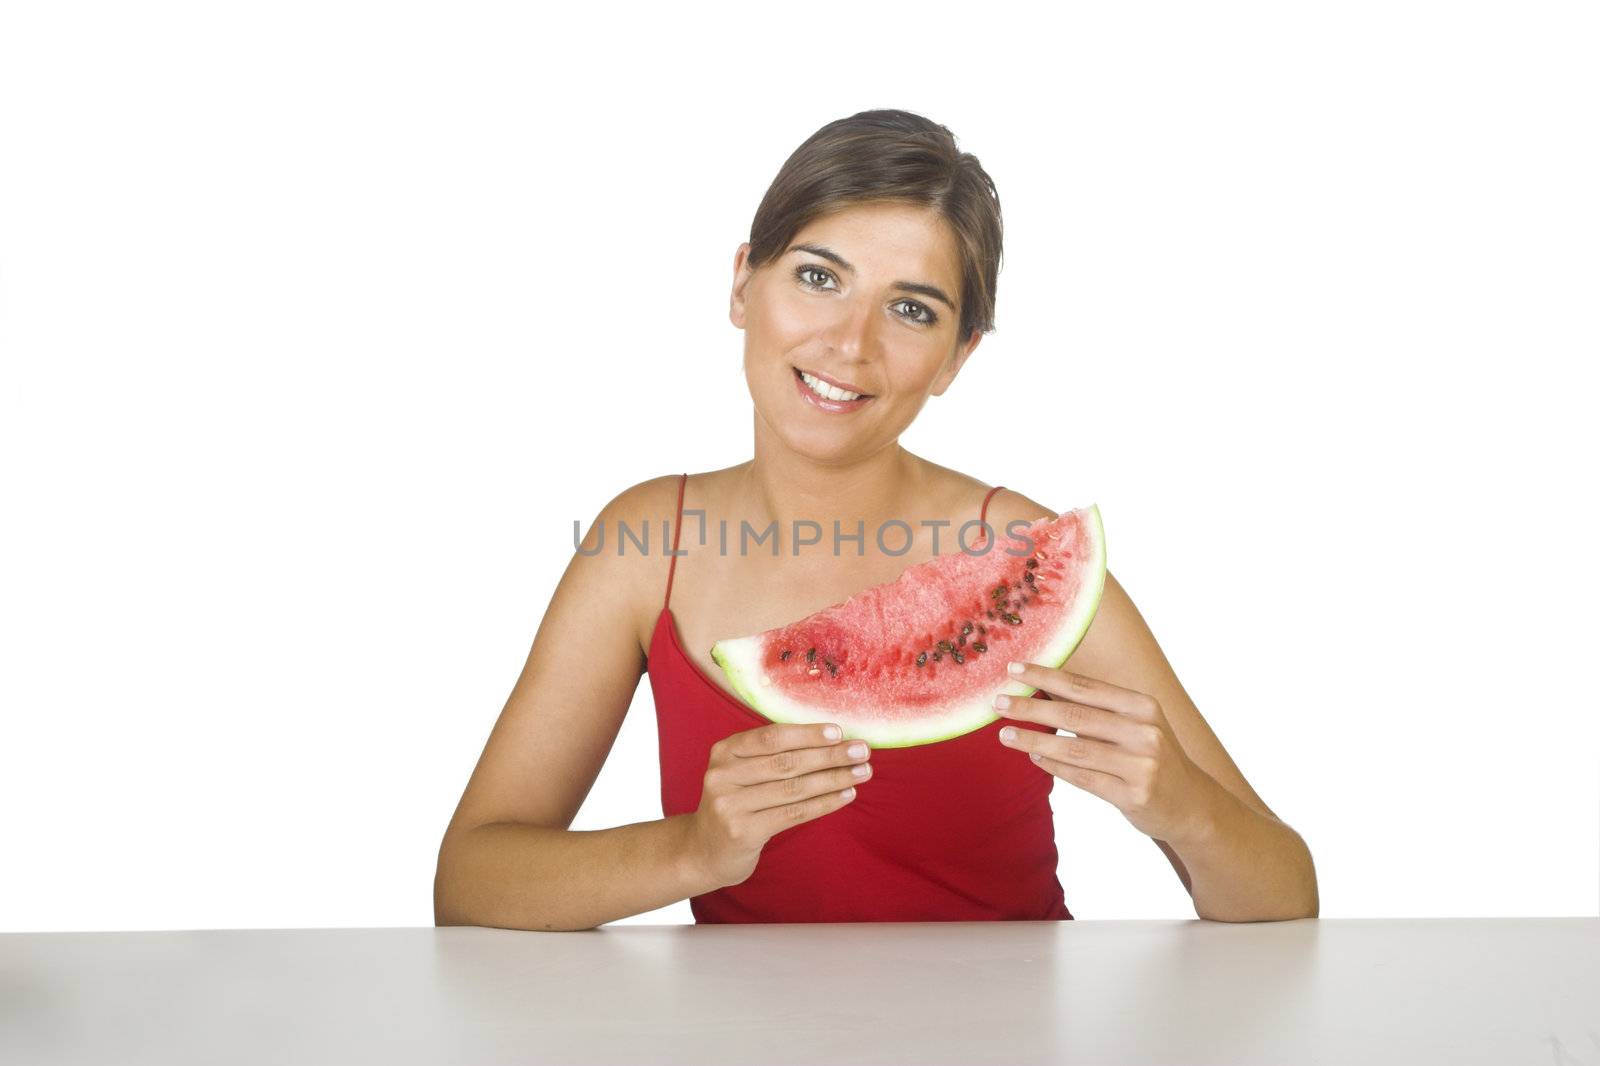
[
  {"xmin": 436, "ymin": 816, "xmax": 717, "ymax": 931},
  {"xmin": 1078, "ymin": 571, "xmax": 1319, "ymax": 921},
  {"xmin": 434, "ymin": 477, "xmax": 721, "ymax": 930},
  {"xmin": 992, "ymin": 489, "xmax": 1318, "ymax": 921}
]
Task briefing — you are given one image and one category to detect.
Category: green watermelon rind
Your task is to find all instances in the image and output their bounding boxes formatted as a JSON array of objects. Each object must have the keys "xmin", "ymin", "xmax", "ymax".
[{"xmin": 710, "ymin": 504, "xmax": 1108, "ymax": 750}]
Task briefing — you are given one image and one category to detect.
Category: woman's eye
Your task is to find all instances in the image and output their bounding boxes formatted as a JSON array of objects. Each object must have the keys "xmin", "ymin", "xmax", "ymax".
[
  {"xmin": 896, "ymin": 299, "xmax": 936, "ymax": 326},
  {"xmin": 795, "ymin": 264, "xmax": 938, "ymax": 326},
  {"xmin": 796, "ymin": 265, "xmax": 836, "ymax": 289}
]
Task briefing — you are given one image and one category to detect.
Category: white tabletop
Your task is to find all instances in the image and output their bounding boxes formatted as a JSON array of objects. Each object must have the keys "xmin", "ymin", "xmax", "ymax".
[{"xmin": 3, "ymin": 918, "xmax": 1597, "ymax": 1065}]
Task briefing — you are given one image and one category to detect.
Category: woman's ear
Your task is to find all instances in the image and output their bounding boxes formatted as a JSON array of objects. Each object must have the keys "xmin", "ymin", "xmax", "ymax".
[
  {"xmin": 729, "ymin": 243, "xmax": 754, "ymax": 329},
  {"xmin": 930, "ymin": 329, "xmax": 983, "ymax": 396}
]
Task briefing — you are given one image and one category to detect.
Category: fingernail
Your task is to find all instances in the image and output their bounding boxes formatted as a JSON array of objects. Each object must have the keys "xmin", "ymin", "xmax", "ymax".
[
  {"xmin": 824, "ymin": 725, "xmax": 842, "ymax": 740},
  {"xmin": 1007, "ymin": 661, "xmax": 1024, "ymax": 676},
  {"xmin": 994, "ymin": 694, "xmax": 1011, "ymax": 711},
  {"xmin": 999, "ymin": 726, "xmax": 1018, "ymax": 742}
]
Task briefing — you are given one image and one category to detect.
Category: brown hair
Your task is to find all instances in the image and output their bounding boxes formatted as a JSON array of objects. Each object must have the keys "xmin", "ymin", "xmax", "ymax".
[{"xmin": 745, "ymin": 109, "xmax": 1004, "ymax": 343}]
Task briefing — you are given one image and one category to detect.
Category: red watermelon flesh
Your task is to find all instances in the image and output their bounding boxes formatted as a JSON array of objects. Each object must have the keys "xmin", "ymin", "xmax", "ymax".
[{"xmin": 710, "ymin": 506, "xmax": 1106, "ymax": 749}]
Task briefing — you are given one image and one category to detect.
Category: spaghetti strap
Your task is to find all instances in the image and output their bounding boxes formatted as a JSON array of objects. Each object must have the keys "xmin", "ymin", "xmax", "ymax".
[
  {"xmin": 662, "ymin": 472, "xmax": 688, "ymax": 610},
  {"xmin": 979, "ymin": 485, "xmax": 1005, "ymax": 543}
]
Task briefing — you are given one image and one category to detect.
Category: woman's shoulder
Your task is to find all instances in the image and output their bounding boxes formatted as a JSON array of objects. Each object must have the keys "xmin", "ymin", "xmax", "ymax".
[
  {"xmin": 916, "ymin": 459, "xmax": 1058, "ymax": 529},
  {"xmin": 571, "ymin": 471, "xmax": 715, "ymax": 659},
  {"xmin": 980, "ymin": 484, "xmax": 1060, "ymax": 528},
  {"xmin": 583, "ymin": 467, "xmax": 745, "ymax": 540},
  {"xmin": 587, "ymin": 472, "xmax": 684, "ymax": 529}
]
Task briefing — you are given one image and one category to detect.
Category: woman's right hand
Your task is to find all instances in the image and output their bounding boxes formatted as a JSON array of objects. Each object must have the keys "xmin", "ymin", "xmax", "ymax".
[{"xmin": 684, "ymin": 722, "xmax": 873, "ymax": 889}]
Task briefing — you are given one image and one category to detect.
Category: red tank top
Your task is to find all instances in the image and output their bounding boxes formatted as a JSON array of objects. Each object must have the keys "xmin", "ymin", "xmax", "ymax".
[{"xmin": 647, "ymin": 473, "xmax": 1073, "ymax": 923}]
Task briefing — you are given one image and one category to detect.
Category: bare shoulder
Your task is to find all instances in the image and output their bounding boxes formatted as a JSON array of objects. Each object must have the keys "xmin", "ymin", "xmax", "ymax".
[
  {"xmin": 580, "ymin": 472, "xmax": 689, "ymax": 658},
  {"xmin": 975, "ymin": 484, "xmax": 1060, "ymax": 531}
]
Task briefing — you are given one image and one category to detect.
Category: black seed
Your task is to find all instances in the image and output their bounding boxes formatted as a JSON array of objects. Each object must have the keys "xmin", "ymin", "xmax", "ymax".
[
  {"xmin": 1022, "ymin": 594, "xmax": 1032, "ymax": 604},
  {"xmin": 779, "ymin": 649, "xmax": 791, "ymax": 661},
  {"xmin": 937, "ymin": 640, "xmax": 953, "ymax": 653},
  {"xmin": 916, "ymin": 651, "xmax": 927, "ymax": 667},
  {"xmin": 1005, "ymin": 612, "xmax": 1022, "ymax": 625},
  {"xmin": 951, "ymin": 650, "xmax": 965, "ymax": 665},
  {"xmin": 961, "ymin": 622, "xmax": 974, "ymax": 637},
  {"xmin": 978, "ymin": 624, "xmax": 987, "ymax": 634},
  {"xmin": 932, "ymin": 651, "xmax": 943, "ymax": 662},
  {"xmin": 972, "ymin": 641, "xmax": 988, "ymax": 653},
  {"xmin": 1026, "ymin": 559, "xmax": 1038, "ymax": 569},
  {"xmin": 806, "ymin": 647, "xmax": 816, "ymax": 662},
  {"xmin": 986, "ymin": 610, "xmax": 995, "ymax": 620},
  {"xmin": 957, "ymin": 633, "xmax": 966, "ymax": 647},
  {"xmin": 1024, "ymin": 571, "xmax": 1035, "ymax": 584},
  {"xmin": 827, "ymin": 661, "xmax": 838, "ymax": 677}
]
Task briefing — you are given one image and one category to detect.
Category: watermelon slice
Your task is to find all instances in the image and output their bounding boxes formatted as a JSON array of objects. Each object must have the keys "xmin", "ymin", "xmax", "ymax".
[{"xmin": 710, "ymin": 505, "xmax": 1106, "ymax": 749}]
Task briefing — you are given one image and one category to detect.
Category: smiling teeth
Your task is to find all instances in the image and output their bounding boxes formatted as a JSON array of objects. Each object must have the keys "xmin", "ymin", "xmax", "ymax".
[{"xmin": 800, "ymin": 371, "xmax": 863, "ymax": 402}]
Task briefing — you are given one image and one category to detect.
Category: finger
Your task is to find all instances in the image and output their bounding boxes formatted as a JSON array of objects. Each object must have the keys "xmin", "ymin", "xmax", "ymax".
[
  {"xmin": 746, "ymin": 763, "xmax": 867, "ymax": 818},
  {"xmin": 726, "ymin": 722, "xmax": 843, "ymax": 759},
  {"xmin": 750, "ymin": 784, "xmax": 861, "ymax": 841},
  {"xmin": 999, "ymin": 726, "xmax": 1144, "ymax": 781},
  {"xmin": 994, "ymin": 693, "xmax": 1143, "ymax": 746},
  {"xmin": 728, "ymin": 734, "xmax": 871, "ymax": 787},
  {"xmin": 1006, "ymin": 661, "xmax": 1160, "ymax": 720},
  {"xmin": 1029, "ymin": 750, "xmax": 1133, "ymax": 806}
]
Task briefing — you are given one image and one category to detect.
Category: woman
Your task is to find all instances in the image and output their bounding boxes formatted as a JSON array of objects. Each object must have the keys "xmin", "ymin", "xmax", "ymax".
[{"xmin": 433, "ymin": 109, "xmax": 1319, "ymax": 931}]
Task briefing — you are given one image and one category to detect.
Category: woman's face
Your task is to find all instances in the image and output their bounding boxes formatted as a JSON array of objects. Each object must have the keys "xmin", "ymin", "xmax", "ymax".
[{"xmin": 731, "ymin": 200, "xmax": 982, "ymax": 463}]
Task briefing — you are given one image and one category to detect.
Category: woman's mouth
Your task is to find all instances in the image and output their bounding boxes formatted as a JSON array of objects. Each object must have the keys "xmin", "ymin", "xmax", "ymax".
[{"xmin": 793, "ymin": 366, "xmax": 874, "ymax": 412}]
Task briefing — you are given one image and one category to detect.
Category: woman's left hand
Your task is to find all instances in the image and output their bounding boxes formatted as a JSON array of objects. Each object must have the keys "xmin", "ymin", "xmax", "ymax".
[{"xmin": 995, "ymin": 660, "xmax": 1217, "ymax": 845}]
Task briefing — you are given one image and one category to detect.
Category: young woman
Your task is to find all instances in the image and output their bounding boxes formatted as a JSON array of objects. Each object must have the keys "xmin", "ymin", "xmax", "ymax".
[{"xmin": 434, "ymin": 110, "xmax": 1318, "ymax": 930}]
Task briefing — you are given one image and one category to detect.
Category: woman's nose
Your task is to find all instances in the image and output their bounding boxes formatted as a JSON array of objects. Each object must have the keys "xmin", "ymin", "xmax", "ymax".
[{"xmin": 820, "ymin": 295, "xmax": 876, "ymax": 357}]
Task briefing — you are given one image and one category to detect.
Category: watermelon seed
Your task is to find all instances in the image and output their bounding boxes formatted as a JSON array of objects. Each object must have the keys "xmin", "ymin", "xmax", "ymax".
[
  {"xmin": 1024, "ymin": 571, "xmax": 1036, "ymax": 584},
  {"xmin": 1004, "ymin": 612, "xmax": 1022, "ymax": 625},
  {"xmin": 937, "ymin": 640, "xmax": 953, "ymax": 653},
  {"xmin": 972, "ymin": 641, "xmax": 988, "ymax": 653},
  {"xmin": 978, "ymin": 623, "xmax": 987, "ymax": 634},
  {"xmin": 1047, "ymin": 531, "xmax": 1060, "ymax": 539},
  {"xmin": 916, "ymin": 651, "xmax": 927, "ymax": 667},
  {"xmin": 806, "ymin": 647, "xmax": 816, "ymax": 663},
  {"xmin": 951, "ymin": 650, "xmax": 965, "ymax": 665},
  {"xmin": 1037, "ymin": 550, "xmax": 1049, "ymax": 560},
  {"xmin": 957, "ymin": 633, "xmax": 966, "ymax": 647},
  {"xmin": 808, "ymin": 667, "xmax": 821, "ymax": 676},
  {"xmin": 826, "ymin": 661, "xmax": 839, "ymax": 677},
  {"xmin": 932, "ymin": 651, "xmax": 943, "ymax": 662},
  {"xmin": 779, "ymin": 649, "xmax": 791, "ymax": 661},
  {"xmin": 1026, "ymin": 559, "xmax": 1038, "ymax": 569},
  {"xmin": 961, "ymin": 621, "xmax": 974, "ymax": 636}
]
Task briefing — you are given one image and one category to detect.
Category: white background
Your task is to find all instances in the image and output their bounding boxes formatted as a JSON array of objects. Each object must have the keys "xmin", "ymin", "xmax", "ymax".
[{"xmin": 2, "ymin": 1, "xmax": 1595, "ymax": 932}]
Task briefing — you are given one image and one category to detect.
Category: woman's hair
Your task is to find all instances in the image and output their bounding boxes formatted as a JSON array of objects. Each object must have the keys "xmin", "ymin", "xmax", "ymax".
[{"xmin": 746, "ymin": 109, "xmax": 1004, "ymax": 342}]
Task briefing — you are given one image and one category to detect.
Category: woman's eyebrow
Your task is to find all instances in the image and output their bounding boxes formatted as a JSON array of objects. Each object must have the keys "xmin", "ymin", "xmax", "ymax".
[{"xmin": 787, "ymin": 242, "xmax": 955, "ymax": 312}]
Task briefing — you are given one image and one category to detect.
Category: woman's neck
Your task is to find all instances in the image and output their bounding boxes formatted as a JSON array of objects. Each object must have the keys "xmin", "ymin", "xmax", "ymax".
[{"xmin": 734, "ymin": 442, "xmax": 929, "ymax": 554}]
